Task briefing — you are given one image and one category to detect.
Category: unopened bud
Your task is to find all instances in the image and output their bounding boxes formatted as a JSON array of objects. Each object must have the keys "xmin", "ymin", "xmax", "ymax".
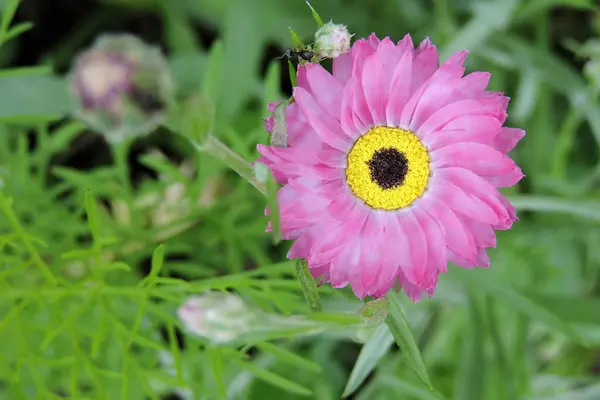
[
  {"xmin": 177, "ymin": 292, "xmax": 257, "ymax": 344},
  {"xmin": 68, "ymin": 33, "xmax": 173, "ymax": 143},
  {"xmin": 313, "ymin": 22, "xmax": 352, "ymax": 59}
]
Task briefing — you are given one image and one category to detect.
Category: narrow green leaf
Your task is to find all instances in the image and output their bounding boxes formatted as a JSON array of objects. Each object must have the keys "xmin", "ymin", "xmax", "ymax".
[
  {"xmin": 233, "ymin": 358, "xmax": 313, "ymax": 396},
  {"xmin": 0, "ymin": 0, "xmax": 20, "ymax": 38},
  {"xmin": 257, "ymin": 342, "xmax": 322, "ymax": 373},
  {"xmin": 305, "ymin": 1, "xmax": 324, "ymax": 28},
  {"xmin": 526, "ymin": 293, "xmax": 600, "ymax": 325},
  {"xmin": 288, "ymin": 60, "xmax": 297, "ymax": 87},
  {"xmin": 202, "ymin": 40, "xmax": 224, "ymax": 107},
  {"xmin": 2, "ymin": 21, "xmax": 32, "ymax": 43},
  {"xmin": 84, "ymin": 190, "xmax": 101, "ymax": 242},
  {"xmin": 452, "ymin": 268, "xmax": 586, "ymax": 344},
  {"xmin": 342, "ymin": 323, "xmax": 394, "ymax": 397},
  {"xmin": 508, "ymin": 195, "xmax": 600, "ymax": 221},
  {"xmin": 166, "ymin": 322, "xmax": 184, "ymax": 386},
  {"xmin": 207, "ymin": 347, "xmax": 227, "ymax": 399},
  {"xmin": 385, "ymin": 291, "xmax": 432, "ymax": 390},
  {"xmin": 295, "ymin": 259, "xmax": 322, "ymax": 312},
  {"xmin": 289, "ymin": 28, "xmax": 303, "ymax": 49},
  {"xmin": 379, "ymin": 375, "xmax": 447, "ymax": 400},
  {"xmin": 101, "ymin": 262, "xmax": 132, "ymax": 272},
  {"xmin": 453, "ymin": 292, "xmax": 485, "ymax": 400},
  {"xmin": 150, "ymin": 244, "xmax": 166, "ymax": 280},
  {"xmin": 440, "ymin": 0, "xmax": 518, "ymax": 61}
]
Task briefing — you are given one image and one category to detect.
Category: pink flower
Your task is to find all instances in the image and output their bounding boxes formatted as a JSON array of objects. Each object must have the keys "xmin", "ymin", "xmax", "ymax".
[{"xmin": 257, "ymin": 34, "xmax": 525, "ymax": 302}]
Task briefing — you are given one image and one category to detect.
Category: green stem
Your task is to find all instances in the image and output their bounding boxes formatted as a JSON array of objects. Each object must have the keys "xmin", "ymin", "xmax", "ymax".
[
  {"xmin": 0, "ymin": 193, "xmax": 56, "ymax": 284},
  {"xmin": 295, "ymin": 259, "xmax": 322, "ymax": 313},
  {"xmin": 192, "ymin": 135, "xmax": 267, "ymax": 195}
]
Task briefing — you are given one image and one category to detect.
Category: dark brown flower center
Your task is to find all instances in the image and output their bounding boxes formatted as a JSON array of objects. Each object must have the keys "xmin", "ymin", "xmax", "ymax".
[{"xmin": 366, "ymin": 147, "xmax": 409, "ymax": 190}]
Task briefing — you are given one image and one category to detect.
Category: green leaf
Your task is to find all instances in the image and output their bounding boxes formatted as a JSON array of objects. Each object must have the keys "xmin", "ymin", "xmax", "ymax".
[
  {"xmin": 342, "ymin": 323, "xmax": 394, "ymax": 397},
  {"xmin": 295, "ymin": 259, "xmax": 322, "ymax": 312},
  {"xmin": 289, "ymin": 28, "xmax": 304, "ymax": 49},
  {"xmin": 378, "ymin": 375, "xmax": 447, "ymax": 400},
  {"xmin": 256, "ymin": 342, "xmax": 322, "ymax": 373},
  {"xmin": 206, "ymin": 347, "xmax": 227, "ymax": 399},
  {"xmin": 288, "ymin": 60, "xmax": 297, "ymax": 87},
  {"xmin": 526, "ymin": 293, "xmax": 600, "ymax": 325},
  {"xmin": 385, "ymin": 291, "xmax": 433, "ymax": 390},
  {"xmin": 439, "ymin": 0, "xmax": 518, "ymax": 61},
  {"xmin": 0, "ymin": 73, "xmax": 71, "ymax": 122},
  {"xmin": 508, "ymin": 195, "xmax": 600, "ymax": 221},
  {"xmin": 0, "ymin": 0, "xmax": 20, "ymax": 41},
  {"xmin": 305, "ymin": 1, "xmax": 324, "ymax": 28},
  {"xmin": 84, "ymin": 190, "xmax": 101, "ymax": 243},
  {"xmin": 453, "ymin": 292, "xmax": 485, "ymax": 400},
  {"xmin": 202, "ymin": 40, "xmax": 224, "ymax": 108},
  {"xmin": 232, "ymin": 358, "xmax": 313, "ymax": 396},
  {"xmin": 452, "ymin": 268, "xmax": 586, "ymax": 344},
  {"xmin": 148, "ymin": 244, "xmax": 165, "ymax": 279}
]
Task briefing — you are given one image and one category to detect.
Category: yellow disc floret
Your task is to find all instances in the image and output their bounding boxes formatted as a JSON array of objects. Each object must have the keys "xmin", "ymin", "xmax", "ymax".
[{"xmin": 345, "ymin": 126, "xmax": 430, "ymax": 210}]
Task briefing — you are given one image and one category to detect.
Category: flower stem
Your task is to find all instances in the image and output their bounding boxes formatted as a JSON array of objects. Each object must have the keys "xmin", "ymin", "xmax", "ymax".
[{"xmin": 192, "ymin": 135, "xmax": 266, "ymax": 195}]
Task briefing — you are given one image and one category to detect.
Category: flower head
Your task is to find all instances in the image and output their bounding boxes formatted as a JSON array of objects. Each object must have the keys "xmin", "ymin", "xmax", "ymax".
[
  {"xmin": 258, "ymin": 34, "xmax": 525, "ymax": 301},
  {"xmin": 68, "ymin": 33, "xmax": 173, "ymax": 143},
  {"xmin": 314, "ymin": 22, "xmax": 352, "ymax": 59},
  {"xmin": 177, "ymin": 292, "xmax": 256, "ymax": 344}
]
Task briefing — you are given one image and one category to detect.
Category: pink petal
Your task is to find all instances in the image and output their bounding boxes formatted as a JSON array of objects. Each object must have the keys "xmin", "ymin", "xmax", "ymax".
[
  {"xmin": 293, "ymin": 87, "xmax": 352, "ymax": 151},
  {"xmin": 298, "ymin": 63, "xmax": 344, "ymax": 121},
  {"xmin": 399, "ymin": 268, "xmax": 425, "ymax": 303},
  {"xmin": 414, "ymin": 208, "xmax": 447, "ymax": 274},
  {"xmin": 492, "ymin": 127, "xmax": 525, "ymax": 153},
  {"xmin": 437, "ymin": 167, "xmax": 511, "ymax": 229},
  {"xmin": 408, "ymin": 51, "xmax": 469, "ymax": 133},
  {"xmin": 385, "ymin": 48, "xmax": 413, "ymax": 127},
  {"xmin": 418, "ymin": 97, "xmax": 505, "ymax": 141},
  {"xmin": 396, "ymin": 34, "xmax": 415, "ymax": 56},
  {"xmin": 397, "ymin": 210, "xmax": 435, "ymax": 290},
  {"xmin": 411, "ymin": 37, "xmax": 439, "ymax": 94},
  {"xmin": 459, "ymin": 216, "xmax": 496, "ymax": 249},
  {"xmin": 482, "ymin": 166, "xmax": 524, "ymax": 188},
  {"xmin": 401, "ymin": 50, "xmax": 467, "ymax": 130},
  {"xmin": 431, "ymin": 142, "xmax": 517, "ymax": 176},
  {"xmin": 456, "ymin": 72, "xmax": 491, "ymax": 98},
  {"xmin": 340, "ymin": 77, "xmax": 361, "ymax": 139},
  {"xmin": 433, "ymin": 179, "xmax": 500, "ymax": 225},
  {"xmin": 332, "ymin": 51, "xmax": 353, "ymax": 84},
  {"xmin": 362, "ymin": 52, "xmax": 387, "ymax": 125},
  {"xmin": 422, "ymin": 196, "xmax": 477, "ymax": 263}
]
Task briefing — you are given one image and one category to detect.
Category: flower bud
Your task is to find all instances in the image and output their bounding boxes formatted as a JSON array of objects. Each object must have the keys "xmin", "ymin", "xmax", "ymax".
[
  {"xmin": 313, "ymin": 22, "xmax": 353, "ymax": 59},
  {"xmin": 177, "ymin": 292, "xmax": 256, "ymax": 344},
  {"xmin": 68, "ymin": 33, "xmax": 173, "ymax": 143}
]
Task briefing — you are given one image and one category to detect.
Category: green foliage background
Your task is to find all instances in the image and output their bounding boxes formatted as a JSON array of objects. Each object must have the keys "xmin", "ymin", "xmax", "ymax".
[{"xmin": 3, "ymin": 0, "xmax": 600, "ymax": 399}]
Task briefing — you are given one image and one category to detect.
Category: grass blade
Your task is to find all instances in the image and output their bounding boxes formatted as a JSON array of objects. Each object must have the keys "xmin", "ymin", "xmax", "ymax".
[
  {"xmin": 342, "ymin": 323, "xmax": 394, "ymax": 397},
  {"xmin": 385, "ymin": 291, "xmax": 433, "ymax": 390}
]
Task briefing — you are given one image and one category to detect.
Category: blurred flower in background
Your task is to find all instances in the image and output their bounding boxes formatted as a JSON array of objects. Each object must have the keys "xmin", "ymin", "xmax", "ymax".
[
  {"xmin": 68, "ymin": 33, "xmax": 173, "ymax": 143},
  {"xmin": 177, "ymin": 292, "xmax": 257, "ymax": 344}
]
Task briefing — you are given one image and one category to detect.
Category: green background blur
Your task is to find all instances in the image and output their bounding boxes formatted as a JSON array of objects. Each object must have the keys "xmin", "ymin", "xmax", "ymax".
[{"xmin": 2, "ymin": 0, "xmax": 600, "ymax": 399}]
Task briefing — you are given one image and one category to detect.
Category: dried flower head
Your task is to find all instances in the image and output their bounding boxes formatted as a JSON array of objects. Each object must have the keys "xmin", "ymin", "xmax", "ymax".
[{"xmin": 69, "ymin": 33, "xmax": 173, "ymax": 143}]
